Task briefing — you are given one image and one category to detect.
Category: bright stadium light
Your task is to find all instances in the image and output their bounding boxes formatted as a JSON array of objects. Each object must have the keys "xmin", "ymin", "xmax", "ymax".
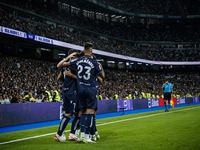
[
  {"xmin": 111, "ymin": 15, "xmax": 115, "ymax": 17},
  {"xmin": 41, "ymin": 48, "xmax": 51, "ymax": 51},
  {"xmin": 97, "ymin": 59, "xmax": 104, "ymax": 62},
  {"xmin": 115, "ymin": 16, "xmax": 122, "ymax": 18},
  {"xmin": 107, "ymin": 61, "xmax": 115, "ymax": 63},
  {"xmin": 58, "ymin": 53, "xmax": 66, "ymax": 56}
]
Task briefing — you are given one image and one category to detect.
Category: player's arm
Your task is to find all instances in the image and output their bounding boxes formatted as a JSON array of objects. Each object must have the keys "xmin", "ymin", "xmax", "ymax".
[
  {"xmin": 99, "ymin": 63, "xmax": 105, "ymax": 78},
  {"xmin": 97, "ymin": 76, "xmax": 103, "ymax": 84},
  {"xmin": 57, "ymin": 72, "xmax": 64, "ymax": 83},
  {"xmin": 162, "ymin": 83, "xmax": 166, "ymax": 89},
  {"xmin": 171, "ymin": 84, "xmax": 173, "ymax": 94},
  {"xmin": 65, "ymin": 69, "xmax": 77, "ymax": 80},
  {"xmin": 62, "ymin": 62, "xmax": 70, "ymax": 67},
  {"xmin": 57, "ymin": 52, "xmax": 77, "ymax": 69}
]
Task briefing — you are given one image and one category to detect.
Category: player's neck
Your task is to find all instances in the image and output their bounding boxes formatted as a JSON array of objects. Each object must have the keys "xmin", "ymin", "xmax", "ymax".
[{"xmin": 84, "ymin": 53, "xmax": 91, "ymax": 56}]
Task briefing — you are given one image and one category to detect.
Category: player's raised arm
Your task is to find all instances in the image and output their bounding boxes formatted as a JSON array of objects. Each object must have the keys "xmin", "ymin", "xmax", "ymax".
[
  {"xmin": 62, "ymin": 62, "xmax": 70, "ymax": 67},
  {"xmin": 57, "ymin": 71, "xmax": 64, "ymax": 83},
  {"xmin": 57, "ymin": 52, "xmax": 77, "ymax": 69},
  {"xmin": 162, "ymin": 82, "xmax": 166, "ymax": 89},
  {"xmin": 99, "ymin": 63, "xmax": 105, "ymax": 79},
  {"xmin": 97, "ymin": 76, "xmax": 103, "ymax": 84}
]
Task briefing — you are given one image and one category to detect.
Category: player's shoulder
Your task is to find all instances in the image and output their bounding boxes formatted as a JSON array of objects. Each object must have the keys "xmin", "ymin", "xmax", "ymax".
[
  {"xmin": 89, "ymin": 57, "xmax": 98, "ymax": 64},
  {"xmin": 70, "ymin": 57, "xmax": 80, "ymax": 63}
]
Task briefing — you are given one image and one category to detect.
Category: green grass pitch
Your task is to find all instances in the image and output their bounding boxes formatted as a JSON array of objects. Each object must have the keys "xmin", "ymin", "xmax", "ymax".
[{"xmin": 0, "ymin": 105, "xmax": 200, "ymax": 150}]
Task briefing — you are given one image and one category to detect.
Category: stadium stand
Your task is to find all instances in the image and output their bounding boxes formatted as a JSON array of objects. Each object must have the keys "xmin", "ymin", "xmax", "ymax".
[
  {"xmin": 0, "ymin": 0, "xmax": 199, "ymax": 43},
  {"xmin": 0, "ymin": 1, "xmax": 200, "ymax": 104},
  {"xmin": 99, "ymin": 68, "xmax": 200, "ymax": 100},
  {"xmin": 0, "ymin": 55, "xmax": 61, "ymax": 104},
  {"xmin": 96, "ymin": 0, "xmax": 200, "ymax": 15},
  {"xmin": 0, "ymin": 5, "xmax": 199, "ymax": 61},
  {"xmin": 0, "ymin": 55, "xmax": 199, "ymax": 103}
]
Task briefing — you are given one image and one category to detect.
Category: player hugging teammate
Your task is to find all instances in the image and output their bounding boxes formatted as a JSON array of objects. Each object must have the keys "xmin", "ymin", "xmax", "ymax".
[{"xmin": 54, "ymin": 42, "xmax": 105, "ymax": 144}]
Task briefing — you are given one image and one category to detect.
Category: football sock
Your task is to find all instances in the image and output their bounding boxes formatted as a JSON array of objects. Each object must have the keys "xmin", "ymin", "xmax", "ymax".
[
  {"xmin": 164, "ymin": 102, "xmax": 167, "ymax": 109},
  {"xmin": 94, "ymin": 117, "xmax": 97, "ymax": 132},
  {"xmin": 80, "ymin": 113, "xmax": 86, "ymax": 138},
  {"xmin": 75, "ymin": 129, "xmax": 80, "ymax": 137},
  {"xmin": 168, "ymin": 101, "xmax": 171, "ymax": 110},
  {"xmin": 70, "ymin": 116, "xmax": 80, "ymax": 134},
  {"xmin": 57, "ymin": 114, "xmax": 71, "ymax": 136},
  {"xmin": 91, "ymin": 117, "xmax": 95, "ymax": 135},
  {"xmin": 85, "ymin": 113, "xmax": 94, "ymax": 139}
]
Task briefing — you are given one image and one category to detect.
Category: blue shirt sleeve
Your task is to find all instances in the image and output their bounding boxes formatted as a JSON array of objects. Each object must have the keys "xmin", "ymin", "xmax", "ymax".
[
  {"xmin": 170, "ymin": 83, "xmax": 173, "ymax": 89},
  {"xmin": 69, "ymin": 58, "xmax": 78, "ymax": 66}
]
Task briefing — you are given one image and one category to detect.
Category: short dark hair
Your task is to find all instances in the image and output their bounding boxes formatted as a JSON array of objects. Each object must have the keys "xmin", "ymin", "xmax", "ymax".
[
  {"xmin": 84, "ymin": 42, "xmax": 93, "ymax": 51},
  {"xmin": 68, "ymin": 49, "xmax": 78, "ymax": 56},
  {"xmin": 79, "ymin": 51, "xmax": 85, "ymax": 57}
]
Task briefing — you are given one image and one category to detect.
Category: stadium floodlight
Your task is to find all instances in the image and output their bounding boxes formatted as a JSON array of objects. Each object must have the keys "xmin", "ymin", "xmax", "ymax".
[
  {"xmin": 126, "ymin": 62, "xmax": 129, "ymax": 66},
  {"xmin": 137, "ymin": 62, "xmax": 142, "ymax": 65},
  {"xmin": 107, "ymin": 61, "xmax": 115, "ymax": 63},
  {"xmin": 41, "ymin": 48, "xmax": 51, "ymax": 51},
  {"xmin": 122, "ymin": 16, "xmax": 126, "ymax": 19},
  {"xmin": 97, "ymin": 59, "xmax": 104, "ymax": 62},
  {"xmin": 119, "ymin": 62, "xmax": 123, "ymax": 64},
  {"xmin": 111, "ymin": 15, "xmax": 115, "ymax": 17},
  {"xmin": 130, "ymin": 62, "xmax": 134, "ymax": 64},
  {"xmin": 105, "ymin": 14, "xmax": 108, "ymax": 16},
  {"xmin": 58, "ymin": 53, "xmax": 66, "ymax": 56},
  {"xmin": 115, "ymin": 16, "xmax": 122, "ymax": 18}
]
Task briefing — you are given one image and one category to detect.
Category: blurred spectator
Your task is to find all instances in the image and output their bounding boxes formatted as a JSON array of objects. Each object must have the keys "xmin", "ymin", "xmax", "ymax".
[{"xmin": 1, "ymin": 94, "xmax": 10, "ymax": 104}]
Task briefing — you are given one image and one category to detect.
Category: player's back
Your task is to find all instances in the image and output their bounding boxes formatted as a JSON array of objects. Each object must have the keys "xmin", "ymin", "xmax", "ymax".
[
  {"xmin": 70, "ymin": 55, "xmax": 102, "ymax": 90},
  {"xmin": 62, "ymin": 66, "xmax": 77, "ymax": 95}
]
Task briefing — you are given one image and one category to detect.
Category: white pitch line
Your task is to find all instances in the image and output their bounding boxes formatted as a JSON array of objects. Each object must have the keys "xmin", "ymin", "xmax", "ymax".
[{"xmin": 0, "ymin": 106, "xmax": 199, "ymax": 145}]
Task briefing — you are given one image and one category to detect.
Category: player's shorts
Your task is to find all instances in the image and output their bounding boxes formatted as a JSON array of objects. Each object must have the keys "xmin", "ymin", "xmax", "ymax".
[
  {"xmin": 62, "ymin": 90, "xmax": 79, "ymax": 115},
  {"xmin": 78, "ymin": 87, "xmax": 97, "ymax": 110},
  {"xmin": 164, "ymin": 93, "xmax": 171, "ymax": 101}
]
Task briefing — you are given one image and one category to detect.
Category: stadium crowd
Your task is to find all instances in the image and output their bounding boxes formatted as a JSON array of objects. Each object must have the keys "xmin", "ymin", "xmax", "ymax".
[
  {"xmin": 98, "ymin": 69, "xmax": 200, "ymax": 100},
  {"xmin": 0, "ymin": 0, "xmax": 199, "ymax": 43},
  {"xmin": 0, "ymin": 55, "xmax": 199, "ymax": 104},
  {"xmin": 0, "ymin": 55, "xmax": 61, "ymax": 104},
  {"xmin": 0, "ymin": 8, "xmax": 200, "ymax": 61},
  {"xmin": 96, "ymin": 0, "xmax": 200, "ymax": 15}
]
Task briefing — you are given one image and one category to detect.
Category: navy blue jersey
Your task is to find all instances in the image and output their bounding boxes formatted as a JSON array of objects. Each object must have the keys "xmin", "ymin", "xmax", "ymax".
[
  {"xmin": 70, "ymin": 55, "xmax": 102, "ymax": 89},
  {"xmin": 62, "ymin": 66, "xmax": 77, "ymax": 95},
  {"xmin": 96, "ymin": 77, "xmax": 98, "ymax": 89}
]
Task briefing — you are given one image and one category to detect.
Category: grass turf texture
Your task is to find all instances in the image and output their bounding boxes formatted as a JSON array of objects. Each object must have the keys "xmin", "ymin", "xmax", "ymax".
[{"xmin": 0, "ymin": 105, "xmax": 200, "ymax": 150}]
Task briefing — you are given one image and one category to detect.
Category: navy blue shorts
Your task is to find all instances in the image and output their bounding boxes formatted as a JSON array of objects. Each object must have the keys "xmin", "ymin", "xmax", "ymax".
[
  {"xmin": 62, "ymin": 90, "xmax": 79, "ymax": 115},
  {"xmin": 78, "ymin": 88, "xmax": 97, "ymax": 110}
]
